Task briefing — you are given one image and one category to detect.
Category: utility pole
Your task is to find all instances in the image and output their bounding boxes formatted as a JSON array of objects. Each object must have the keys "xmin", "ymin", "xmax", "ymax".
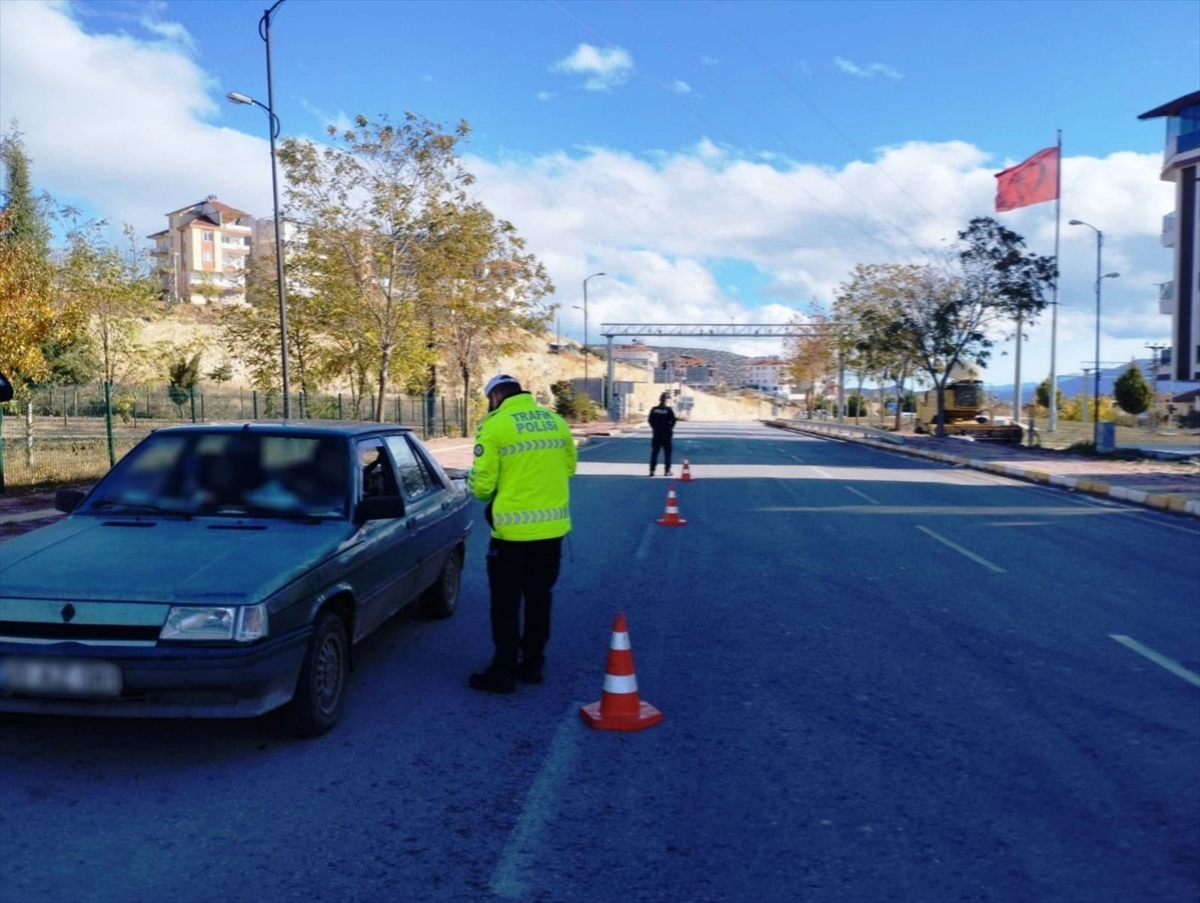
[{"xmin": 1146, "ymin": 342, "xmax": 1169, "ymax": 428}]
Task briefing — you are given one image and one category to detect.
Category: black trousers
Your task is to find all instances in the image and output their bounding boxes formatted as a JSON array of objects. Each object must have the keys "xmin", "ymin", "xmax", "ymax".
[
  {"xmin": 486, "ymin": 537, "xmax": 563, "ymax": 669},
  {"xmin": 650, "ymin": 435, "xmax": 673, "ymax": 471}
]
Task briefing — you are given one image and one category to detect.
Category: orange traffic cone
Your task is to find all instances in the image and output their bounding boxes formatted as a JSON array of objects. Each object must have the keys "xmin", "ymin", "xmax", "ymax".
[
  {"xmin": 580, "ymin": 613, "xmax": 663, "ymax": 732},
  {"xmin": 679, "ymin": 458, "xmax": 693, "ymax": 482},
  {"xmin": 657, "ymin": 484, "xmax": 687, "ymax": 526}
]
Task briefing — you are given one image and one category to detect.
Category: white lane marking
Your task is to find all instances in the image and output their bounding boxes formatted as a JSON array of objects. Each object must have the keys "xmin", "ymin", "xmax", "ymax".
[
  {"xmin": 1109, "ymin": 635, "xmax": 1200, "ymax": 689},
  {"xmin": 811, "ymin": 466, "xmax": 833, "ymax": 479},
  {"xmin": 844, "ymin": 486, "xmax": 879, "ymax": 505},
  {"xmin": 490, "ymin": 705, "xmax": 583, "ymax": 899},
  {"xmin": 915, "ymin": 525, "xmax": 1006, "ymax": 573},
  {"xmin": 635, "ymin": 523, "xmax": 656, "ymax": 561},
  {"xmin": 985, "ymin": 521, "xmax": 1048, "ymax": 527}
]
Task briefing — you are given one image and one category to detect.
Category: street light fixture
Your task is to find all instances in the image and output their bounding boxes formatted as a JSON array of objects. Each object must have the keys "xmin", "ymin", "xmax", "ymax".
[
  {"xmin": 582, "ymin": 272, "xmax": 605, "ymax": 403},
  {"xmin": 1069, "ymin": 219, "xmax": 1119, "ymax": 447},
  {"xmin": 226, "ymin": 0, "xmax": 290, "ymax": 418}
]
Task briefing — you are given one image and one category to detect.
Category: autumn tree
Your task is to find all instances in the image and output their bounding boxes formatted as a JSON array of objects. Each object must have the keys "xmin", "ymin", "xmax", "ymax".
[
  {"xmin": 58, "ymin": 218, "xmax": 160, "ymax": 387},
  {"xmin": 834, "ymin": 264, "xmax": 927, "ymax": 429},
  {"xmin": 885, "ymin": 218, "xmax": 1055, "ymax": 436},
  {"xmin": 784, "ymin": 305, "xmax": 837, "ymax": 414},
  {"xmin": 1, "ymin": 126, "xmax": 61, "ymax": 390},
  {"xmin": 418, "ymin": 200, "xmax": 553, "ymax": 433},
  {"xmin": 277, "ymin": 113, "xmax": 475, "ymax": 421}
]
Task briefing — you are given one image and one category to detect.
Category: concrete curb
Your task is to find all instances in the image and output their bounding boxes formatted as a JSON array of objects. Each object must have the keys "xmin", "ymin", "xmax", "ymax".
[{"xmin": 768, "ymin": 422, "xmax": 1200, "ymax": 520}]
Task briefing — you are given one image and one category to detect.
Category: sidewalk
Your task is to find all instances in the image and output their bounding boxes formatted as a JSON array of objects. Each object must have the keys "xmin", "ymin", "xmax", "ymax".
[
  {"xmin": 770, "ymin": 422, "xmax": 1200, "ymax": 519},
  {"xmin": 0, "ymin": 421, "xmax": 631, "ymax": 542}
]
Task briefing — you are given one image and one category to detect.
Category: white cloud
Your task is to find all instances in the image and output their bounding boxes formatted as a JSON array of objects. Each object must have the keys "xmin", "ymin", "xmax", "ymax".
[
  {"xmin": 300, "ymin": 99, "xmax": 355, "ymax": 135},
  {"xmin": 702, "ymin": 56, "xmax": 719, "ymax": 66},
  {"xmin": 536, "ymin": 90, "xmax": 555, "ymax": 102},
  {"xmin": 551, "ymin": 43, "xmax": 634, "ymax": 92},
  {"xmin": 0, "ymin": 0, "xmax": 275, "ymax": 230},
  {"xmin": 0, "ymin": 1, "xmax": 1174, "ymax": 382},
  {"xmin": 834, "ymin": 57, "xmax": 903, "ymax": 80},
  {"xmin": 669, "ymin": 80, "xmax": 692, "ymax": 95}
]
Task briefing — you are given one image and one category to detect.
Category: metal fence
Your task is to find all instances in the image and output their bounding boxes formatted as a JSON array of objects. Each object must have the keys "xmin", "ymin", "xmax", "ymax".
[{"xmin": 0, "ymin": 383, "xmax": 468, "ymax": 491}]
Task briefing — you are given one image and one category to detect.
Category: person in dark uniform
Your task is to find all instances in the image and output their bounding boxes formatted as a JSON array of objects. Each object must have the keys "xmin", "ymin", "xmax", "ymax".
[{"xmin": 648, "ymin": 392, "xmax": 677, "ymax": 477}]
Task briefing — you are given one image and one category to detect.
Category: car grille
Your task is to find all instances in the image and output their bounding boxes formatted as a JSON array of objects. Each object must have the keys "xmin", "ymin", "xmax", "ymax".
[{"xmin": 0, "ymin": 621, "xmax": 162, "ymax": 642}]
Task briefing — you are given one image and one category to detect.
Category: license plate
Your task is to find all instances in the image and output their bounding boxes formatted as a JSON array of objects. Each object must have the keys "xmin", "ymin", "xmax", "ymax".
[{"xmin": 0, "ymin": 657, "xmax": 123, "ymax": 698}]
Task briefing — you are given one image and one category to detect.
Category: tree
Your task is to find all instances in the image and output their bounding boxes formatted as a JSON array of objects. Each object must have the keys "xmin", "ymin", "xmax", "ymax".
[
  {"xmin": 167, "ymin": 352, "xmax": 202, "ymax": 414},
  {"xmin": 419, "ymin": 200, "xmax": 554, "ymax": 433},
  {"xmin": 1034, "ymin": 377, "xmax": 1066, "ymax": 415},
  {"xmin": 889, "ymin": 218, "xmax": 1055, "ymax": 436},
  {"xmin": 1113, "ymin": 361, "xmax": 1152, "ymax": 416},
  {"xmin": 207, "ymin": 360, "xmax": 233, "ymax": 383},
  {"xmin": 0, "ymin": 208, "xmax": 57, "ymax": 388},
  {"xmin": 1, "ymin": 122, "xmax": 51, "ymax": 257},
  {"xmin": 784, "ymin": 305, "xmax": 837, "ymax": 414},
  {"xmin": 58, "ymin": 218, "xmax": 161, "ymax": 387},
  {"xmin": 834, "ymin": 264, "xmax": 926, "ymax": 430},
  {"xmin": 277, "ymin": 113, "xmax": 475, "ymax": 421}
]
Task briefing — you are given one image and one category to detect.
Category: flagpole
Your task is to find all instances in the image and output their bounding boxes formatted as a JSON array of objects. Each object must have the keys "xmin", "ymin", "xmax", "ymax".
[{"xmin": 1048, "ymin": 129, "xmax": 1062, "ymax": 433}]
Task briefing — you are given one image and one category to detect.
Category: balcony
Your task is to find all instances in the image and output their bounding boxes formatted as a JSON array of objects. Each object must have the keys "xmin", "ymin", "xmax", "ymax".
[
  {"xmin": 1159, "ymin": 281, "xmax": 1175, "ymax": 315},
  {"xmin": 1162, "ymin": 212, "xmax": 1176, "ymax": 249}
]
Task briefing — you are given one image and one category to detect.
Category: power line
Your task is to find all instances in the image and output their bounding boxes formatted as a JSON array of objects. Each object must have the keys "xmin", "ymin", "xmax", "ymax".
[
  {"xmin": 546, "ymin": 0, "xmax": 929, "ymax": 265},
  {"xmin": 615, "ymin": 0, "xmax": 938, "ymax": 262},
  {"xmin": 700, "ymin": 0, "xmax": 953, "ymax": 239}
]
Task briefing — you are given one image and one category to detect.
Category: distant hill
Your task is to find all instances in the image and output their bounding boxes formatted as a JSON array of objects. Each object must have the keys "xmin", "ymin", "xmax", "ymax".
[
  {"xmin": 987, "ymin": 359, "xmax": 1199, "ymax": 403},
  {"xmin": 638, "ymin": 345, "xmax": 753, "ymax": 386}
]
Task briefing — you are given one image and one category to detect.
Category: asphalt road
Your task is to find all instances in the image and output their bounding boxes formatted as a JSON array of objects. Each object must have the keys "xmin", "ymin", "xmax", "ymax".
[{"xmin": 2, "ymin": 422, "xmax": 1197, "ymax": 903}]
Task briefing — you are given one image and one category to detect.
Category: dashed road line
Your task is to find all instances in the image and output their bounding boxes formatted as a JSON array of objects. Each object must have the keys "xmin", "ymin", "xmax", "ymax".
[
  {"xmin": 915, "ymin": 525, "xmax": 1006, "ymax": 573},
  {"xmin": 844, "ymin": 486, "xmax": 880, "ymax": 505},
  {"xmin": 1109, "ymin": 635, "xmax": 1200, "ymax": 689},
  {"xmin": 489, "ymin": 705, "xmax": 582, "ymax": 900}
]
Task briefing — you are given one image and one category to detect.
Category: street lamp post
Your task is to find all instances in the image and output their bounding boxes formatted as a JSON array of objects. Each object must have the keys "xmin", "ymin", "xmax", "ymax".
[
  {"xmin": 582, "ymin": 271, "xmax": 605, "ymax": 404},
  {"xmin": 226, "ymin": 0, "xmax": 290, "ymax": 418},
  {"xmin": 1069, "ymin": 219, "xmax": 1119, "ymax": 447}
]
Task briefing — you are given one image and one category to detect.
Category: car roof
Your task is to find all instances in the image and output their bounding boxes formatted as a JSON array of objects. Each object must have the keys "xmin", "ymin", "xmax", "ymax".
[{"xmin": 149, "ymin": 421, "xmax": 415, "ymax": 439}]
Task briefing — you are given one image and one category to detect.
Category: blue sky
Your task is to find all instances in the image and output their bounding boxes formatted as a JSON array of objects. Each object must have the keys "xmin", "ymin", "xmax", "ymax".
[{"xmin": 2, "ymin": 0, "xmax": 1198, "ymax": 387}]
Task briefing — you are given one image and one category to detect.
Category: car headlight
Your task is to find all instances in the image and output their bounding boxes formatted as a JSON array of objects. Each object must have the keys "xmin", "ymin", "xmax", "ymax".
[{"xmin": 160, "ymin": 604, "xmax": 268, "ymax": 642}]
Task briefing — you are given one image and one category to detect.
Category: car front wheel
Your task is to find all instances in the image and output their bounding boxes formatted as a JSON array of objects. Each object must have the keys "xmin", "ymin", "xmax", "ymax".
[{"xmin": 284, "ymin": 611, "xmax": 348, "ymax": 737}]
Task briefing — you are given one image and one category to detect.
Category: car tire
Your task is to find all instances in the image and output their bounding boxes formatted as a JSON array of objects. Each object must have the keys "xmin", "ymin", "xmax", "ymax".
[
  {"xmin": 284, "ymin": 611, "xmax": 348, "ymax": 737},
  {"xmin": 421, "ymin": 548, "xmax": 461, "ymax": 619}
]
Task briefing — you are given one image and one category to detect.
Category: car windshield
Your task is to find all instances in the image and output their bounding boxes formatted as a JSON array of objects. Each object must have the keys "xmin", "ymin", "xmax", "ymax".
[{"xmin": 85, "ymin": 432, "xmax": 350, "ymax": 519}]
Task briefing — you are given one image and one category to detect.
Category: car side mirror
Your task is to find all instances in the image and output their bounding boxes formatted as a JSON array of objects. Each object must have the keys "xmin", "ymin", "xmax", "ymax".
[
  {"xmin": 55, "ymin": 489, "xmax": 85, "ymax": 513},
  {"xmin": 355, "ymin": 496, "xmax": 405, "ymax": 523}
]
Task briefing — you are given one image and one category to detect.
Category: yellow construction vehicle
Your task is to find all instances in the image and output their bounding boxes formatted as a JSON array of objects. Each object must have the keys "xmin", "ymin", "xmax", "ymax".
[{"xmin": 913, "ymin": 365, "xmax": 1024, "ymax": 443}]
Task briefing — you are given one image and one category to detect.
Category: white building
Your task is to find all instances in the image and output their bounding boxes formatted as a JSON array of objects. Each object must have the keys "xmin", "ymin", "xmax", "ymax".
[
  {"xmin": 1139, "ymin": 90, "xmax": 1200, "ymax": 382},
  {"xmin": 148, "ymin": 196, "xmax": 253, "ymax": 305},
  {"xmin": 610, "ymin": 340, "xmax": 659, "ymax": 373},
  {"xmin": 740, "ymin": 356, "xmax": 794, "ymax": 395}
]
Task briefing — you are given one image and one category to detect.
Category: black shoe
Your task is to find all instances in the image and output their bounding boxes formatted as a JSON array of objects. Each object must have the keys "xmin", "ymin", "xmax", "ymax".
[
  {"xmin": 664, "ymin": 469, "xmax": 673, "ymax": 477},
  {"xmin": 517, "ymin": 660, "xmax": 544, "ymax": 685},
  {"xmin": 649, "ymin": 471, "xmax": 656, "ymax": 477},
  {"xmin": 469, "ymin": 665, "xmax": 515, "ymax": 694}
]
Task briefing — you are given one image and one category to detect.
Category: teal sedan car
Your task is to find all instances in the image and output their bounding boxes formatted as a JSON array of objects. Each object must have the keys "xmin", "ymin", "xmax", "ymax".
[{"xmin": 0, "ymin": 423, "xmax": 472, "ymax": 737}]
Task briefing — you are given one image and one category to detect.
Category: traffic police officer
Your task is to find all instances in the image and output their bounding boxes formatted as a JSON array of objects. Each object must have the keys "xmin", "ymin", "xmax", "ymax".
[{"xmin": 467, "ymin": 374, "xmax": 577, "ymax": 693}]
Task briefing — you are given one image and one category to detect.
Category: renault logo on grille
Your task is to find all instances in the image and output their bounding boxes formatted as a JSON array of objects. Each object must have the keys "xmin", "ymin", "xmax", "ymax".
[{"xmin": 61, "ymin": 604, "xmax": 76, "ymax": 623}]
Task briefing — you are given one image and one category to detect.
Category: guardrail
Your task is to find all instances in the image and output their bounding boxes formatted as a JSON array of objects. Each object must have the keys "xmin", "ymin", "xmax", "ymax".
[{"xmin": 764, "ymin": 419, "xmax": 907, "ymax": 445}]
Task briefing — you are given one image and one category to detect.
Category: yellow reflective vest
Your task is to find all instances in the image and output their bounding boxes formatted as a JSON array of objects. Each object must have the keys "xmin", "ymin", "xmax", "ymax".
[{"xmin": 468, "ymin": 392, "xmax": 577, "ymax": 540}]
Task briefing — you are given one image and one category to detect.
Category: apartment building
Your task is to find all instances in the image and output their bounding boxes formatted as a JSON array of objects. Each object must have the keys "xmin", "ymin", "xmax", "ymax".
[
  {"xmin": 148, "ymin": 196, "xmax": 254, "ymax": 305},
  {"xmin": 740, "ymin": 356, "xmax": 794, "ymax": 396},
  {"xmin": 1139, "ymin": 90, "xmax": 1200, "ymax": 382},
  {"xmin": 610, "ymin": 339, "xmax": 659, "ymax": 372}
]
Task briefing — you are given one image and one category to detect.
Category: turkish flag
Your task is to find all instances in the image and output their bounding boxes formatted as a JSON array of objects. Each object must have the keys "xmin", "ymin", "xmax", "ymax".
[{"xmin": 994, "ymin": 146, "xmax": 1059, "ymax": 212}]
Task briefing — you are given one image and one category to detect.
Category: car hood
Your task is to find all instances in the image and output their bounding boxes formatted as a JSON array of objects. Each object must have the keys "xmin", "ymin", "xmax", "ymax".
[{"xmin": 0, "ymin": 515, "xmax": 353, "ymax": 605}]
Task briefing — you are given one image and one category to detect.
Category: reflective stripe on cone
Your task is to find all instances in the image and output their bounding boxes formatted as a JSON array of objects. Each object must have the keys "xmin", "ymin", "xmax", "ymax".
[{"xmin": 580, "ymin": 612, "xmax": 663, "ymax": 732}]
